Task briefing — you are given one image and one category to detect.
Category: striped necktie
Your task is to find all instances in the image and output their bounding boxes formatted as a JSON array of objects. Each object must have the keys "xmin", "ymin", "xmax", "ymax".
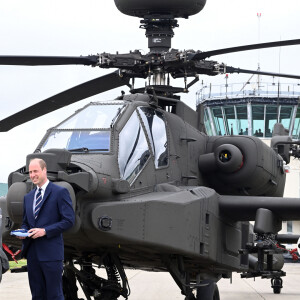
[{"xmin": 34, "ymin": 188, "xmax": 43, "ymax": 219}]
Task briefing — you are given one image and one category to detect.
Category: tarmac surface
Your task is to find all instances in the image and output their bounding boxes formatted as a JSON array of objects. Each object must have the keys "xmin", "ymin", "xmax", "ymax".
[{"xmin": 1, "ymin": 263, "xmax": 300, "ymax": 299}]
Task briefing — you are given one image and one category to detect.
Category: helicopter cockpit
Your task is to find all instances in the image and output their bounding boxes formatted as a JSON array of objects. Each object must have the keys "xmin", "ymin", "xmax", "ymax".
[
  {"xmin": 38, "ymin": 100, "xmax": 169, "ymax": 185},
  {"xmin": 40, "ymin": 102, "xmax": 125, "ymax": 153}
]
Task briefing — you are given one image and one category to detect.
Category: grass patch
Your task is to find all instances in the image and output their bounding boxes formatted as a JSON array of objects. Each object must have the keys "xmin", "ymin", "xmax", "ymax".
[{"xmin": 9, "ymin": 259, "xmax": 27, "ymax": 269}]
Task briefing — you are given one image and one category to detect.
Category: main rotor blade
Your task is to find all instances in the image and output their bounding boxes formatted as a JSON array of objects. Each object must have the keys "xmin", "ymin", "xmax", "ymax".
[
  {"xmin": 225, "ymin": 66, "xmax": 300, "ymax": 80},
  {"xmin": 0, "ymin": 55, "xmax": 98, "ymax": 66},
  {"xmin": 191, "ymin": 39, "xmax": 300, "ymax": 60},
  {"xmin": 0, "ymin": 71, "xmax": 129, "ymax": 132}
]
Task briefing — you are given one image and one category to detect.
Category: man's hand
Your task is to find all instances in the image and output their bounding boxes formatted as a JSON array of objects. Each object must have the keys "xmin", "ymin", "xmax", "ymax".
[{"xmin": 28, "ymin": 228, "xmax": 46, "ymax": 239}]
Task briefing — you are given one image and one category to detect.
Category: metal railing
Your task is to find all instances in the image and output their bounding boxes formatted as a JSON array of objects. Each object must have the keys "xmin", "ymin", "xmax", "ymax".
[{"xmin": 196, "ymin": 82, "xmax": 300, "ymax": 105}]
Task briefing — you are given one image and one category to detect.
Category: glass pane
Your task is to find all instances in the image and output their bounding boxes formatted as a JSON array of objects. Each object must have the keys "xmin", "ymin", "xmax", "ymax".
[
  {"xmin": 118, "ymin": 111, "xmax": 150, "ymax": 184},
  {"xmin": 279, "ymin": 106, "xmax": 293, "ymax": 130},
  {"xmin": 224, "ymin": 106, "xmax": 237, "ymax": 135},
  {"xmin": 204, "ymin": 109, "xmax": 213, "ymax": 136},
  {"xmin": 252, "ymin": 105, "xmax": 264, "ymax": 137},
  {"xmin": 211, "ymin": 107, "xmax": 226, "ymax": 135},
  {"xmin": 57, "ymin": 104, "xmax": 124, "ymax": 129},
  {"xmin": 138, "ymin": 107, "xmax": 168, "ymax": 168},
  {"xmin": 287, "ymin": 221, "xmax": 293, "ymax": 233},
  {"xmin": 236, "ymin": 106, "xmax": 248, "ymax": 135},
  {"xmin": 41, "ymin": 130, "xmax": 110, "ymax": 152},
  {"xmin": 265, "ymin": 105, "xmax": 278, "ymax": 137},
  {"xmin": 292, "ymin": 107, "xmax": 300, "ymax": 139}
]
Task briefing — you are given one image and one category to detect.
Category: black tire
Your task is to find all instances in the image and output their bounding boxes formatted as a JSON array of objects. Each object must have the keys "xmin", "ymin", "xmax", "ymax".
[
  {"xmin": 273, "ymin": 286, "xmax": 281, "ymax": 294},
  {"xmin": 197, "ymin": 280, "xmax": 220, "ymax": 300},
  {"xmin": 271, "ymin": 278, "xmax": 282, "ymax": 294}
]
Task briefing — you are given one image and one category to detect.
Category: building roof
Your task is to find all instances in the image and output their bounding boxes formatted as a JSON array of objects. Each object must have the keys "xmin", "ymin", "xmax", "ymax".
[{"xmin": 197, "ymin": 81, "xmax": 300, "ymax": 107}]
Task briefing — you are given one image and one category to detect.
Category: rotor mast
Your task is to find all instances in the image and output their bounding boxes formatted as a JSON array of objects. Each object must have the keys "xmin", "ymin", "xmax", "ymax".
[
  {"xmin": 140, "ymin": 16, "xmax": 178, "ymax": 86},
  {"xmin": 140, "ymin": 16, "xmax": 178, "ymax": 53}
]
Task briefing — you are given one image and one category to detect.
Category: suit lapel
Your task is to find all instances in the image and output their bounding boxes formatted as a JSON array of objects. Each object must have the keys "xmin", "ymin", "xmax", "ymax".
[{"xmin": 27, "ymin": 190, "xmax": 36, "ymax": 224}]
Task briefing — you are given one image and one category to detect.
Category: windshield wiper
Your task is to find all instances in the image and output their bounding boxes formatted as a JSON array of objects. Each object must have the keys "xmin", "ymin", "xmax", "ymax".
[
  {"xmin": 110, "ymin": 104, "xmax": 126, "ymax": 127},
  {"xmin": 68, "ymin": 147, "xmax": 90, "ymax": 152}
]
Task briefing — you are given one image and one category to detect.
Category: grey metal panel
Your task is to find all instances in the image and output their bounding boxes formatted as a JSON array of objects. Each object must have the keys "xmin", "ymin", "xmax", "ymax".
[
  {"xmin": 89, "ymin": 187, "xmax": 219, "ymax": 256},
  {"xmin": 175, "ymin": 102, "xmax": 198, "ymax": 129}
]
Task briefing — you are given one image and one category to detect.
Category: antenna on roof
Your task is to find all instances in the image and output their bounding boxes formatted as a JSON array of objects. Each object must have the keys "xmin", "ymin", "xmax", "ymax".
[{"xmin": 257, "ymin": 12, "xmax": 262, "ymax": 95}]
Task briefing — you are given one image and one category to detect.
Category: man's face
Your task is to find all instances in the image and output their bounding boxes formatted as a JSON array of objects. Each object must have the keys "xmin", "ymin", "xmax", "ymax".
[{"xmin": 29, "ymin": 160, "xmax": 47, "ymax": 187}]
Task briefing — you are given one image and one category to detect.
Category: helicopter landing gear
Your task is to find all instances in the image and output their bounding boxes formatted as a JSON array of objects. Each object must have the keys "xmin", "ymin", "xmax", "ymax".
[
  {"xmin": 63, "ymin": 263, "xmax": 80, "ymax": 300},
  {"xmin": 162, "ymin": 255, "xmax": 219, "ymax": 300},
  {"xmin": 63, "ymin": 254, "xmax": 129, "ymax": 300},
  {"xmin": 162, "ymin": 255, "xmax": 195, "ymax": 300},
  {"xmin": 271, "ymin": 277, "xmax": 282, "ymax": 294}
]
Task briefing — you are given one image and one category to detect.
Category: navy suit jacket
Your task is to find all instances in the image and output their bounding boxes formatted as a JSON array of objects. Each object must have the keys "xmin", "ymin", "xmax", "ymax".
[{"xmin": 21, "ymin": 181, "xmax": 75, "ymax": 261}]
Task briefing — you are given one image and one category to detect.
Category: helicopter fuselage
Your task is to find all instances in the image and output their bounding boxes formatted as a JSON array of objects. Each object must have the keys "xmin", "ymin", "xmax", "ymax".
[{"xmin": 1, "ymin": 93, "xmax": 290, "ymax": 283}]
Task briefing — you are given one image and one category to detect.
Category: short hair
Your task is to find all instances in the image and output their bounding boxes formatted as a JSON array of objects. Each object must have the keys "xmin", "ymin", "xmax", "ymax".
[{"xmin": 30, "ymin": 158, "xmax": 47, "ymax": 170}]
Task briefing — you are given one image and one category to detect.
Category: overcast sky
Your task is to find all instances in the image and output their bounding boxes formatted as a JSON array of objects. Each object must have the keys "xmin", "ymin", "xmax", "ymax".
[{"xmin": 0, "ymin": 0, "xmax": 300, "ymax": 182}]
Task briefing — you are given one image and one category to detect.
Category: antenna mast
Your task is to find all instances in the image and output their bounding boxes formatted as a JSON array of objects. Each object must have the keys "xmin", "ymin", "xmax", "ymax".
[{"xmin": 257, "ymin": 12, "xmax": 261, "ymax": 95}]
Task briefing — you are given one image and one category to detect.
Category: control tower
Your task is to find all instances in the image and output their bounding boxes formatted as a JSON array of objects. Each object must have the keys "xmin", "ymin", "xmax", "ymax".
[
  {"xmin": 197, "ymin": 80, "xmax": 300, "ymax": 137},
  {"xmin": 196, "ymin": 79, "xmax": 300, "ymax": 246}
]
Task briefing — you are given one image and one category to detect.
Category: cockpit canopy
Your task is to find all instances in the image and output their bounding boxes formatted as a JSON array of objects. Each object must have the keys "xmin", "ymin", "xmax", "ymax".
[
  {"xmin": 38, "ymin": 100, "xmax": 169, "ymax": 185},
  {"xmin": 40, "ymin": 102, "xmax": 125, "ymax": 153}
]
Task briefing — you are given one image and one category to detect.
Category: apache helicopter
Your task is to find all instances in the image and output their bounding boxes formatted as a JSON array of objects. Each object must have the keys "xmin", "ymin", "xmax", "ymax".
[{"xmin": 2, "ymin": 0, "xmax": 300, "ymax": 299}]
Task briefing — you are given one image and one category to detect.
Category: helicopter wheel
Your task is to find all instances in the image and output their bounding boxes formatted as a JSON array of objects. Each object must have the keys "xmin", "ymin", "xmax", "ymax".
[
  {"xmin": 271, "ymin": 277, "xmax": 282, "ymax": 294},
  {"xmin": 196, "ymin": 280, "xmax": 220, "ymax": 300}
]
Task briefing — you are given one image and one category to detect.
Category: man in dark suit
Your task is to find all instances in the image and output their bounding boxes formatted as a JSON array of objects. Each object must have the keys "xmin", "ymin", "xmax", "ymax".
[{"xmin": 17, "ymin": 158, "xmax": 75, "ymax": 299}]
